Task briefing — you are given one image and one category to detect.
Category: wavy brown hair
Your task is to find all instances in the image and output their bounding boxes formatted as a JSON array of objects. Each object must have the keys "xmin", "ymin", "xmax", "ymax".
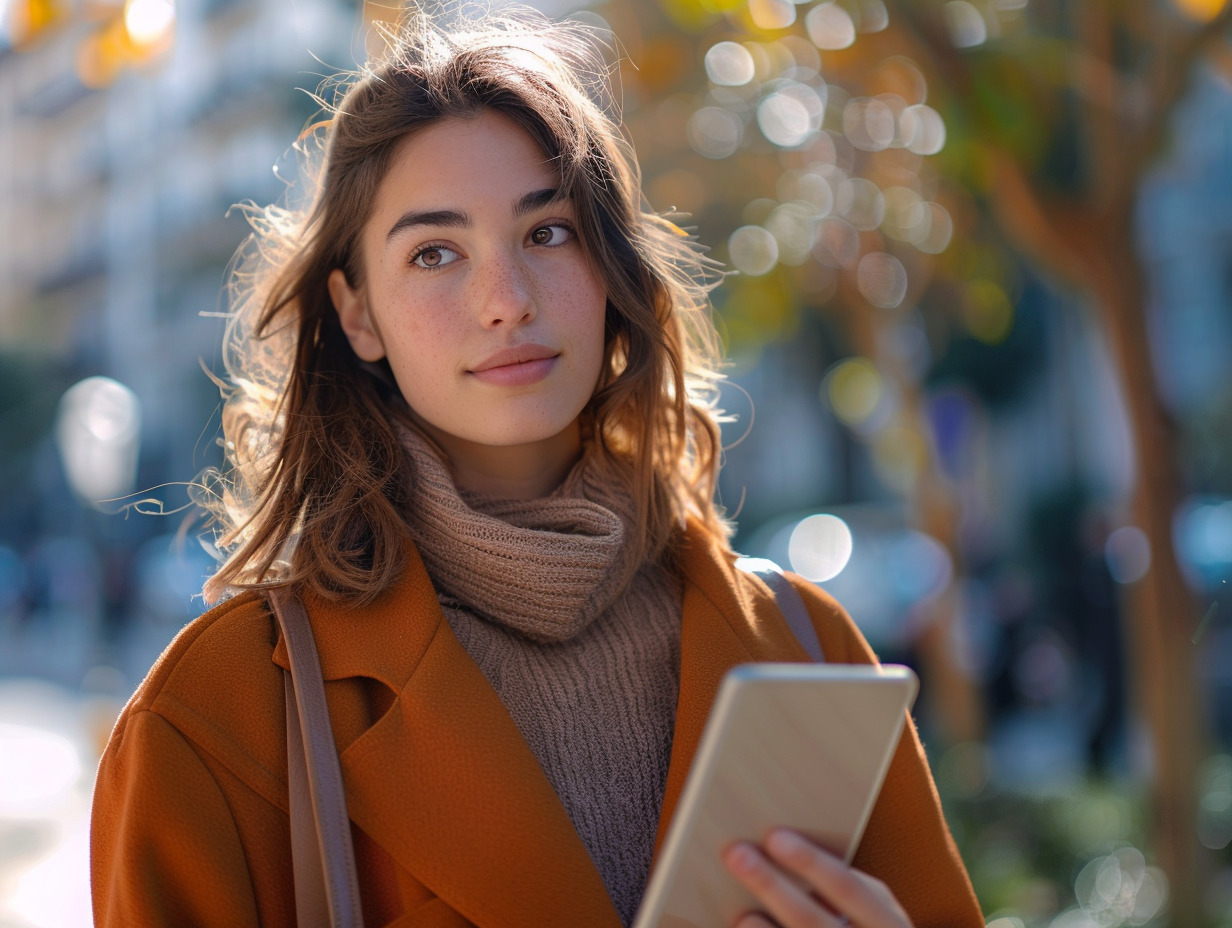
[{"xmin": 199, "ymin": 4, "xmax": 730, "ymax": 604}]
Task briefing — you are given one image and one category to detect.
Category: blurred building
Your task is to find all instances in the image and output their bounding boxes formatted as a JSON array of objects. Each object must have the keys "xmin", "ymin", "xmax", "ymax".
[
  {"xmin": 2, "ymin": 0, "xmax": 354, "ymax": 436},
  {"xmin": 0, "ymin": 0, "xmax": 356, "ymax": 685}
]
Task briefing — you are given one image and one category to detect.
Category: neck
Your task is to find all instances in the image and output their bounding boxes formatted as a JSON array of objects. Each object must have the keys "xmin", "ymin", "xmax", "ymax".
[{"xmin": 417, "ymin": 419, "xmax": 584, "ymax": 500}]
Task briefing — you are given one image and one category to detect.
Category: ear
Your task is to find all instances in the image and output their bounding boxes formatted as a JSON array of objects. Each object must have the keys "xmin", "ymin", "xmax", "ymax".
[{"xmin": 328, "ymin": 268, "xmax": 386, "ymax": 362}]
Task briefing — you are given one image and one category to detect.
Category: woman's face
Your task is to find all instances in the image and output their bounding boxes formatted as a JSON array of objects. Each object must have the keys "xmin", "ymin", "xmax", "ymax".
[{"xmin": 329, "ymin": 111, "xmax": 608, "ymax": 490}]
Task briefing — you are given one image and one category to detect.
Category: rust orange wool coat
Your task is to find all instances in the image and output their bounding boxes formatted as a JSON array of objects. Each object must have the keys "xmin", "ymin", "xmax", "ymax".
[{"xmin": 91, "ymin": 521, "xmax": 985, "ymax": 928}]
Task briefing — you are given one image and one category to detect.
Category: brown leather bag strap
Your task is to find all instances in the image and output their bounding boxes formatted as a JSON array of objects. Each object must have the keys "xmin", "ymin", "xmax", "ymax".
[
  {"xmin": 270, "ymin": 589, "xmax": 366, "ymax": 928},
  {"xmin": 285, "ymin": 671, "xmax": 332, "ymax": 924},
  {"xmin": 735, "ymin": 557, "xmax": 824, "ymax": 662}
]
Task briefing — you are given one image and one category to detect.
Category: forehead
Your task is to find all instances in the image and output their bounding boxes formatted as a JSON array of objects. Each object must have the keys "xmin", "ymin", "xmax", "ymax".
[{"xmin": 370, "ymin": 112, "xmax": 560, "ymax": 219}]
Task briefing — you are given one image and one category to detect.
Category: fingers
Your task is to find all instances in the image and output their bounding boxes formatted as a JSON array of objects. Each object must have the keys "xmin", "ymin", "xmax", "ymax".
[
  {"xmin": 723, "ymin": 841, "xmax": 844, "ymax": 928},
  {"xmin": 723, "ymin": 830, "xmax": 914, "ymax": 928},
  {"xmin": 732, "ymin": 915, "xmax": 778, "ymax": 928}
]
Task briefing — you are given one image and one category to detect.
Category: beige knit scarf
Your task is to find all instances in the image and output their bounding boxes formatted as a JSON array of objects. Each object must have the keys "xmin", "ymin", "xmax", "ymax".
[{"xmin": 397, "ymin": 423, "xmax": 643, "ymax": 642}]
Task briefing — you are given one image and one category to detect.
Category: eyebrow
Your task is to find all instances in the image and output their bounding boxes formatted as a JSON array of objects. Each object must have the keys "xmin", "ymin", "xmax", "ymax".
[{"xmin": 385, "ymin": 187, "xmax": 566, "ymax": 243}]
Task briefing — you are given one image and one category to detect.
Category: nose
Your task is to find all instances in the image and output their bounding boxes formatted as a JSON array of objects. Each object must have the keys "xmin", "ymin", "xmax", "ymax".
[{"xmin": 476, "ymin": 250, "xmax": 537, "ymax": 328}]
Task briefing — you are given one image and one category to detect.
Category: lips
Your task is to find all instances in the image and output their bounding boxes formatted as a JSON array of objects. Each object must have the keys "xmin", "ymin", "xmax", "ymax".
[
  {"xmin": 470, "ymin": 343, "xmax": 559, "ymax": 373},
  {"xmin": 468, "ymin": 343, "xmax": 560, "ymax": 387}
]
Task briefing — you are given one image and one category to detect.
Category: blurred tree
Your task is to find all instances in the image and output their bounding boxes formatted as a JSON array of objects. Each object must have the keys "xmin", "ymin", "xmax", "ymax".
[
  {"xmin": 606, "ymin": 0, "xmax": 1231, "ymax": 918},
  {"xmin": 889, "ymin": 4, "xmax": 1232, "ymax": 921},
  {"xmin": 607, "ymin": 0, "xmax": 993, "ymax": 754}
]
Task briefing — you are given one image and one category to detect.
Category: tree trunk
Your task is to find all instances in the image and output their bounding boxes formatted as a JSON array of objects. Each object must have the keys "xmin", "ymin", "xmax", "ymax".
[
  {"xmin": 843, "ymin": 295, "xmax": 985, "ymax": 746},
  {"xmin": 981, "ymin": 146, "xmax": 1209, "ymax": 921},
  {"xmin": 1086, "ymin": 220, "xmax": 1208, "ymax": 926}
]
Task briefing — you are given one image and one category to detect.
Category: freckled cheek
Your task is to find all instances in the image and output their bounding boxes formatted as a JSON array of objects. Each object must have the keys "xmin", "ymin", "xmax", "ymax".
[
  {"xmin": 549, "ymin": 268, "xmax": 608, "ymax": 334},
  {"xmin": 378, "ymin": 299, "xmax": 468, "ymax": 375}
]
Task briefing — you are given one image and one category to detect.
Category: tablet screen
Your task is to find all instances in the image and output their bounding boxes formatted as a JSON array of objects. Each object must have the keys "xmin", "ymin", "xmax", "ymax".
[{"xmin": 632, "ymin": 663, "xmax": 918, "ymax": 928}]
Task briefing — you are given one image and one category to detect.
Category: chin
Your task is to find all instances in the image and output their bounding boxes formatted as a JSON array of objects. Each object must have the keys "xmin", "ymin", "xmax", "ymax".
[
  {"xmin": 468, "ymin": 421, "xmax": 578, "ymax": 448},
  {"xmin": 420, "ymin": 408, "xmax": 577, "ymax": 449}
]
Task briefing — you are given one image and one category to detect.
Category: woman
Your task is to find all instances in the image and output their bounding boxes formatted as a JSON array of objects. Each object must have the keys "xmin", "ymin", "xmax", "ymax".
[{"xmin": 90, "ymin": 6, "xmax": 984, "ymax": 927}]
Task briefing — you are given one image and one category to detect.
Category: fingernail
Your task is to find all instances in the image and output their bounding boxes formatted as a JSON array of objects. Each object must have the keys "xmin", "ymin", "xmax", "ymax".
[
  {"xmin": 766, "ymin": 829, "xmax": 807, "ymax": 858},
  {"xmin": 725, "ymin": 842, "xmax": 758, "ymax": 874}
]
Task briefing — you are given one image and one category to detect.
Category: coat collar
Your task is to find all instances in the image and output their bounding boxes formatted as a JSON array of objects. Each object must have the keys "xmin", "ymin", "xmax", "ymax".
[
  {"xmin": 272, "ymin": 543, "xmax": 621, "ymax": 928},
  {"xmin": 271, "ymin": 544, "xmax": 441, "ymax": 690},
  {"xmin": 271, "ymin": 522, "xmax": 809, "ymax": 927}
]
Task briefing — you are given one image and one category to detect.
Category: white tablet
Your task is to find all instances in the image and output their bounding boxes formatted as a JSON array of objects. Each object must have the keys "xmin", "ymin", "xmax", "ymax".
[{"xmin": 632, "ymin": 663, "xmax": 918, "ymax": 928}]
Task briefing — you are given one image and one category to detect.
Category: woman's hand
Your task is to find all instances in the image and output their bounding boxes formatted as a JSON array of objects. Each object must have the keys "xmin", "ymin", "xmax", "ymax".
[{"xmin": 721, "ymin": 828, "xmax": 914, "ymax": 928}]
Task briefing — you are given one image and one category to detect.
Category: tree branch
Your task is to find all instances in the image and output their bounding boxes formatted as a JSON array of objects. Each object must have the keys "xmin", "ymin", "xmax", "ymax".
[
  {"xmin": 979, "ymin": 146, "xmax": 1093, "ymax": 289},
  {"xmin": 1077, "ymin": 1, "xmax": 1124, "ymax": 209},
  {"xmin": 1124, "ymin": 5, "xmax": 1232, "ymax": 201}
]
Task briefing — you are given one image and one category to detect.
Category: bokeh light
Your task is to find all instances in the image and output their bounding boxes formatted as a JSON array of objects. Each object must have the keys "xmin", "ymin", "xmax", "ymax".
[
  {"xmin": 757, "ymin": 82, "xmax": 824, "ymax": 147},
  {"xmin": 705, "ymin": 41, "xmax": 756, "ymax": 86},
  {"xmin": 882, "ymin": 186, "xmax": 923, "ymax": 240},
  {"xmin": 788, "ymin": 513, "xmax": 854, "ymax": 581},
  {"xmin": 835, "ymin": 177, "xmax": 885, "ymax": 230},
  {"xmin": 55, "ymin": 377, "xmax": 142, "ymax": 508},
  {"xmin": 778, "ymin": 168, "xmax": 835, "ymax": 215},
  {"xmin": 900, "ymin": 104, "xmax": 947, "ymax": 155},
  {"xmin": 813, "ymin": 216, "xmax": 861, "ymax": 267},
  {"xmin": 857, "ymin": 251, "xmax": 909, "ymax": 308},
  {"xmin": 888, "ymin": 529, "xmax": 953, "ymax": 602},
  {"xmin": 963, "ymin": 279, "xmax": 1015, "ymax": 343},
  {"xmin": 729, "ymin": 224, "xmax": 780, "ymax": 275},
  {"xmin": 766, "ymin": 201, "xmax": 821, "ymax": 265},
  {"xmin": 944, "ymin": 0, "xmax": 988, "ymax": 48},
  {"xmin": 875, "ymin": 56, "xmax": 928, "ymax": 105},
  {"xmin": 1071, "ymin": 847, "xmax": 1168, "ymax": 927},
  {"xmin": 913, "ymin": 201, "xmax": 954, "ymax": 253},
  {"xmin": 805, "ymin": 2, "xmax": 855, "ymax": 50},
  {"xmin": 1175, "ymin": 498, "xmax": 1232, "ymax": 587},
  {"xmin": 826, "ymin": 356, "xmax": 884, "ymax": 426},
  {"xmin": 855, "ymin": 0, "xmax": 889, "ymax": 33},
  {"xmin": 1105, "ymin": 526, "xmax": 1152, "ymax": 584},
  {"xmin": 687, "ymin": 106, "xmax": 743, "ymax": 158},
  {"xmin": 843, "ymin": 96, "xmax": 896, "ymax": 151},
  {"xmin": 124, "ymin": 0, "xmax": 176, "ymax": 47},
  {"xmin": 779, "ymin": 34, "xmax": 820, "ymax": 77},
  {"xmin": 749, "ymin": 0, "xmax": 796, "ymax": 31}
]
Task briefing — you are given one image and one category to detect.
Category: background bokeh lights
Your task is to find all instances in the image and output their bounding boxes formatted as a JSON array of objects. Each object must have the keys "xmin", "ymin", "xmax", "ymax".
[{"xmin": 3, "ymin": 0, "xmax": 1232, "ymax": 926}]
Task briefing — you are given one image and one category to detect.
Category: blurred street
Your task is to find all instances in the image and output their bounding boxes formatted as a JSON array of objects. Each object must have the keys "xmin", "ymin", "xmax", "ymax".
[
  {"xmin": 4, "ymin": 0, "xmax": 1232, "ymax": 925},
  {"xmin": 0, "ymin": 679, "xmax": 108, "ymax": 928}
]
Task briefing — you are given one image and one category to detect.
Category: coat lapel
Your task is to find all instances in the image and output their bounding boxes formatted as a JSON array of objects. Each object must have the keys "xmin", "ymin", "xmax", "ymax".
[
  {"xmin": 271, "ymin": 523, "xmax": 807, "ymax": 926},
  {"xmin": 273, "ymin": 545, "xmax": 622, "ymax": 928},
  {"xmin": 654, "ymin": 522, "xmax": 812, "ymax": 853}
]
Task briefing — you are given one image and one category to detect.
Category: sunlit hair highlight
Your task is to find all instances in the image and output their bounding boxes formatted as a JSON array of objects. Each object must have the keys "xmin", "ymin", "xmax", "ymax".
[{"xmin": 198, "ymin": 3, "xmax": 730, "ymax": 604}]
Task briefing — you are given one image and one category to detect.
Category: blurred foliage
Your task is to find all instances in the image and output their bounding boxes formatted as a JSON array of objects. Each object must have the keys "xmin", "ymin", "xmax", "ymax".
[{"xmin": 939, "ymin": 768, "xmax": 1154, "ymax": 925}]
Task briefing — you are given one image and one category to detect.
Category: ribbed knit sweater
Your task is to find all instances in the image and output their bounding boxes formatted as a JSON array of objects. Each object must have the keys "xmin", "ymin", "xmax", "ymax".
[{"xmin": 399, "ymin": 427, "xmax": 682, "ymax": 926}]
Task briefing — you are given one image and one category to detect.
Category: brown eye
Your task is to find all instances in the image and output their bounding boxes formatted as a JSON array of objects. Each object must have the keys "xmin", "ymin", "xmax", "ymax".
[
  {"xmin": 411, "ymin": 245, "xmax": 459, "ymax": 269},
  {"xmin": 528, "ymin": 224, "xmax": 571, "ymax": 247}
]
